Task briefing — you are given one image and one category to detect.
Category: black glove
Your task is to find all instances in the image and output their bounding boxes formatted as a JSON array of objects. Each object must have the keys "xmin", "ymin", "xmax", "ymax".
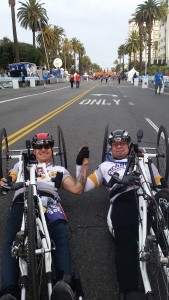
[{"xmin": 76, "ymin": 146, "xmax": 89, "ymax": 165}]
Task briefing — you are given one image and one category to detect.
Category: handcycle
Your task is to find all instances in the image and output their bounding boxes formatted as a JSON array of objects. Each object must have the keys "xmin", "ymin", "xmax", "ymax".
[
  {"xmin": 0, "ymin": 126, "xmax": 84, "ymax": 300},
  {"xmin": 102, "ymin": 124, "xmax": 169, "ymax": 299}
]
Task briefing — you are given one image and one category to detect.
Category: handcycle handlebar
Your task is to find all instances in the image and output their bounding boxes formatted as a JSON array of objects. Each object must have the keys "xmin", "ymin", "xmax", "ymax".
[
  {"xmin": 0, "ymin": 182, "xmax": 25, "ymax": 195},
  {"xmin": 106, "ymin": 172, "xmax": 141, "ymax": 188}
]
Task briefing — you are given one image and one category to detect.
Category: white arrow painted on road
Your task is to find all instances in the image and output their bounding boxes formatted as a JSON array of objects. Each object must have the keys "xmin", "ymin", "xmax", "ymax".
[{"xmin": 91, "ymin": 94, "xmax": 118, "ymax": 97}]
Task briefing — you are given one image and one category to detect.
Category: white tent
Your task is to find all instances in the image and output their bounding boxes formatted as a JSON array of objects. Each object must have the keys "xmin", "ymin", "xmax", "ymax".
[{"xmin": 127, "ymin": 67, "xmax": 139, "ymax": 82}]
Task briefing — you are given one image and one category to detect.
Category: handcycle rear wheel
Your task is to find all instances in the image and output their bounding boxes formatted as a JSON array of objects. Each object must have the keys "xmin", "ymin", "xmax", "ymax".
[
  {"xmin": 57, "ymin": 125, "xmax": 67, "ymax": 169},
  {"xmin": 102, "ymin": 124, "xmax": 109, "ymax": 162},
  {"xmin": 0, "ymin": 127, "xmax": 9, "ymax": 178},
  {"xmin": 146, "ymin": 189, "xmax": 169, "ymax": 299},
  {"xmin": 156, "ymin": 125, "xmax": 169, "ymax": 183}
]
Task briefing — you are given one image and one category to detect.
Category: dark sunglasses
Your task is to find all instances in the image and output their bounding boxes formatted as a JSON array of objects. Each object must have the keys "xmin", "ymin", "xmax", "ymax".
[{"xmin": 33, "ymin": 141, "xmax": 52, "ymax": 149}]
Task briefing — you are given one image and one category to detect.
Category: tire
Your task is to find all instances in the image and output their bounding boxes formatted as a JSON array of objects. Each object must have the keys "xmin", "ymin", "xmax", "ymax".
[
  {"xmin": 27, "ymin": 185, "xmax": 40, "ymax": 300},
  {"xmin": 57, "ymin": 125, "xmax": 67, "ymax": 169},
  {"xmin": 0, "ymin": 128, "xmax": 9, "ymax": 178},
  {"xmin": 102, "ymin": 124, "xmax": 109, "ymax": 162},
  {"xmin": 146, "ymin": 189, "xmax": 169, "ymax": 299},
  {"xmin": 156, "ymin": 125, "xmax": 169, "ymax": 183}
]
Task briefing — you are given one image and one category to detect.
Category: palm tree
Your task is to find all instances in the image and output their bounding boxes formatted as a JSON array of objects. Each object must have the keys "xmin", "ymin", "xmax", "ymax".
[
  {"xmin": 70, "ymin": 37, "xmax": 80, "ymax": 71},
  {"xmin": 118, "ymin": 44, "xmax": 127, "ymax": 74},
  {"xmin": 52, "ymin": 25, "xmax": 65, "ymax": 56},
  {"xmin": 36, "ymin": 24, "xmax": 56, "ymax": 69},
  {"xmin": 126, "ymin": 30, "xmax": 140, "ymax": 69},
  {"xmin": 135, "ymin": 0, "xmax": 168, "ymax": 67},
  {"xmin": 62, "ymin": 38, "xmax": 72, "ymax": 70},
  {"xmin": 131, "ymin": 12, "xmax": 145, "ymax": 72},
  {"xmin": 9, "ymin": 0, "xmax": 20, "ymax": 62},
  {"xmin": 77, "ymin": 42, "xmax": 86, "ymax": 74},
  {"xmin": 17, "ymin": 0, "xmax": 48, "ymax": 46}
]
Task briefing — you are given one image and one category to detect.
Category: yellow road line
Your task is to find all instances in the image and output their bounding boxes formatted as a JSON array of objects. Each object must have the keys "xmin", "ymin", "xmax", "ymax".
[{"xmin": 5, "ymin": 85, "xmax": 98, "ymax": 147}]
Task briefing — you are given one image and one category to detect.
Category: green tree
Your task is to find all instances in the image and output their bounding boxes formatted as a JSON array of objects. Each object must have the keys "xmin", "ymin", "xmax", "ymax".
[
  {"xmin": 126, "ymin": 30, "xmax": 140, "ymax": 69},
  {"xmin": 36, "ymin": 25, "xmax": 56, "ymax": 69},
  {"xmin": 0, "ymin": 38, "xmax": 43, "ymax": 70},
  {"xmin": 77, "ymin": 42, "xmax": 86, "ymax": 74},
  {"xmin": 9, "ymin": 0, "xmax": 20, "ymax": 62},
  {"xmin": 17, "ymin": 0, "xmax": 48, "ymax": 47},
  {"xmin": 62, "ymin": 38, "xmax": 72, "ymax": 71},
  {"xmin": 81, "ymin": 55, "xmax": 92, "ymax": 74},
  {"xmin": 135, "ymin": 0, "xmax": 168, "ymax": 67},
  {"xmin": 118, "ymin": 44, "xmax": 127, "ymax": 74},
  {"xmin": 70, "ymin": 37, "xmax": 80, "ymax": 71}
]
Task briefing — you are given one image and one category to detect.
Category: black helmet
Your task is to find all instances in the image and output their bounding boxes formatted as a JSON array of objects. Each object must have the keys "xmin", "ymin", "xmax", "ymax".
[
  {"xmin": 108, "ymin": 129, "xmax": 131, "ymax": 145},
  {"xmin": 32, "ymin": 133, "xmax": 54, "ymax": 148}
]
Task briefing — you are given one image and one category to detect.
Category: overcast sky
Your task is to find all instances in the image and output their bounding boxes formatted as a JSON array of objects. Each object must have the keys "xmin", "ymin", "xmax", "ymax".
[{"xmin": 0, "ymin": 0, "xmax": 143, "ymax": 69}]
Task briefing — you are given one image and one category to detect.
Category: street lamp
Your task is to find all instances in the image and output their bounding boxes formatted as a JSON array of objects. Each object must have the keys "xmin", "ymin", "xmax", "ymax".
[{"xmin": 38, "ymin": 18, "xmax": 50, "ymax": 70}]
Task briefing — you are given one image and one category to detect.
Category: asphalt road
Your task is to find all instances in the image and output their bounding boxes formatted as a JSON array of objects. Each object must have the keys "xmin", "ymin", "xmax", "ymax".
[{"xmin": 0, "ymin": 79, "xmax": 169, "ymax": 300}]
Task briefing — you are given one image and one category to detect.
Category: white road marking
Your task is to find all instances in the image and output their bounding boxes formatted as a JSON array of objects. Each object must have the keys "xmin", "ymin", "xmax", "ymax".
[
  {"xmin": 145, "ymin": 118, "xmax": 159, "ymax": 132},
  {"xmin": 129, "ymin": 102, "xmax": 134, "ymax": 105},
  {"xmin": 113, "ymin": 99, "xmax": 120, "ymax": 105},
  {"xmin": 91, "ymin": 94, "xmax": 118, "ymax": 97},
  {"xmin": 0, "ymin": 86, "xmax": 70, "ymax": 104}
]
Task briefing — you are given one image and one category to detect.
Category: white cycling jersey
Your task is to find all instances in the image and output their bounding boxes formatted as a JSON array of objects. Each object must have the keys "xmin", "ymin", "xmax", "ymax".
[
  {"xmin": 83, "ymin": 158, "xmax": 161, "ymax": 203},
  {"xmin": 9, "ymin": 161, "xmax": 70, "ymax": 201}
]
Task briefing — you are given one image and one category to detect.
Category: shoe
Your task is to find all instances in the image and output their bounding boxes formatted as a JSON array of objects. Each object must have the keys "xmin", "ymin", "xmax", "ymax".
[
  {"xmin": 0, "ymin": 295, "xmax": 17, "ymax": 300},
  {"xmin": 126, "ymin": 291, "xmax": 142, "ymax": 300},
  {"xmin": 51, "ymin": 281, "xmax": 75, "ymax": 300},
  {"xmin": 155, "ymin": 90, "xmax": 157, "ymax": 94}
]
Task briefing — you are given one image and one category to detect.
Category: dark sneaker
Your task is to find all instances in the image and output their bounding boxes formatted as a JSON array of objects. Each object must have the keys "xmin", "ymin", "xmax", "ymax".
[
  {"xmin": 51, "ymin": 281, "xmax": 75, "ymax": 300},
  {"xmin": 0, "ymin": 295, "xmax": 17, "ymax": 300}
]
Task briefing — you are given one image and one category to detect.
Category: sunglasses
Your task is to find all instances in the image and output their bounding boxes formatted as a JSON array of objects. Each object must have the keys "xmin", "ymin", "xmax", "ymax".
[{"xmin": 33, "ymin": 141, "xmax": 52, "ymax": 149}]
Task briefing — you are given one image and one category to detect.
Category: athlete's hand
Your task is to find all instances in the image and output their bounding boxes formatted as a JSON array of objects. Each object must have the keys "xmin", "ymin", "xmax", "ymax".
[{"xmin": 76, "ymin": 146, "xmax": 89, "ymax": 165}]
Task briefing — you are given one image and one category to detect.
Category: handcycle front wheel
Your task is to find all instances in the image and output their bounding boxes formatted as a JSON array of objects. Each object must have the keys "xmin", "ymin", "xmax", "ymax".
[
  {"xmin": 57, "ymin": 125, "xmax": 67, "ymax": 169},
  {"xmin": 0, "ymin": 127, "xmax": 9, "ymax": 178},
  {"xmin": 27, "ymin": 185, "xmax": 40, "ymax": 300},
  {"xmin": 156, "ymin": 125, "xmax": 169, "ymax": 184},
  {"xmin": 102, "ymin": 124, "xmax": 109, "ymax": 162}
]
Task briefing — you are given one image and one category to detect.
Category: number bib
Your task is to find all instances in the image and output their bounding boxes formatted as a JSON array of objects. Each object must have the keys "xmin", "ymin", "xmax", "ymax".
[{"xmin": 46, "ymin": 203, "xmax": 67, "ymax": 223}]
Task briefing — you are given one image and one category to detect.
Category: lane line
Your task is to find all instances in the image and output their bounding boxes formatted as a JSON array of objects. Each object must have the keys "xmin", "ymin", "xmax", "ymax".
[
  {"xmin": 4, "ymin": 85, "xmax": 98, "ymax": 146},
  {"xmin": 145, "ymin": 118, "xmax": 159, "ymax": 133}
]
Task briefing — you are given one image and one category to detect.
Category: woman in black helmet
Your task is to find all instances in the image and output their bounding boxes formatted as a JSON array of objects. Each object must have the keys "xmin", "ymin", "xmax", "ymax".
[{"xmin": 83, "ymin": 129, "xmax": 161, "ymax": 300}]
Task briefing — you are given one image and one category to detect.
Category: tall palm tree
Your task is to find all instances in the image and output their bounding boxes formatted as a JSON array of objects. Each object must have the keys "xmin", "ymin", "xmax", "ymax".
[
  {"xmin": 17, "ymin": 0, "xmax": 48, "ymax": 46},
  {"xmin": 131, "ymin": 12, "xmax": 145, "ymax": 72},
  {"xmin": 9, "ymin": 0, "xmax": 20, "ymax": 62},
  {"xmin": 118, "ymin": 44, "xmax": 127, "ymax": 74},
  {"xmin": 135, "ymin": 0, "xmax": 168, "ymax": 67},
  {"xmin": 52, "ymin": 25, "xmax": 65, "ymax": 56},
  {"xmin": 62, "ymin": 38, "xmax": 72, "ymax": 70},
  {"xmin": 126, "ymin": 30, "xmax": 140, "ymax": 68},
  {"xmin": 77, "ymin": 42, "xmax": 86, "ymax": 74},
  {"xmin": 36, "ymin": 24, "xmax": 56, "ymax": 69},
  {"xmin": 70, "ymin": 37, "xmax": 80, "ymax": 71}
]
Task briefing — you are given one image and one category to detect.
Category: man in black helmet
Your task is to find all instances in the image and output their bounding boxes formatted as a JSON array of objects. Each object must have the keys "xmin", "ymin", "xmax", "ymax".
[
  {"xmin": 83, "ymin": 129, "xmax": 161, "ymax": 300},
  {"xmin": 0, "ymin": 132, "xmax": 89, "ymax": 300}
]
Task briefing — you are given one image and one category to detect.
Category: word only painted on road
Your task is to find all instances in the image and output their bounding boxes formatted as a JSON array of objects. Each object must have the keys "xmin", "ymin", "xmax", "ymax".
[{"xmin": 79, "ymin": 99, "xmax": 121, "ymax": 105}]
